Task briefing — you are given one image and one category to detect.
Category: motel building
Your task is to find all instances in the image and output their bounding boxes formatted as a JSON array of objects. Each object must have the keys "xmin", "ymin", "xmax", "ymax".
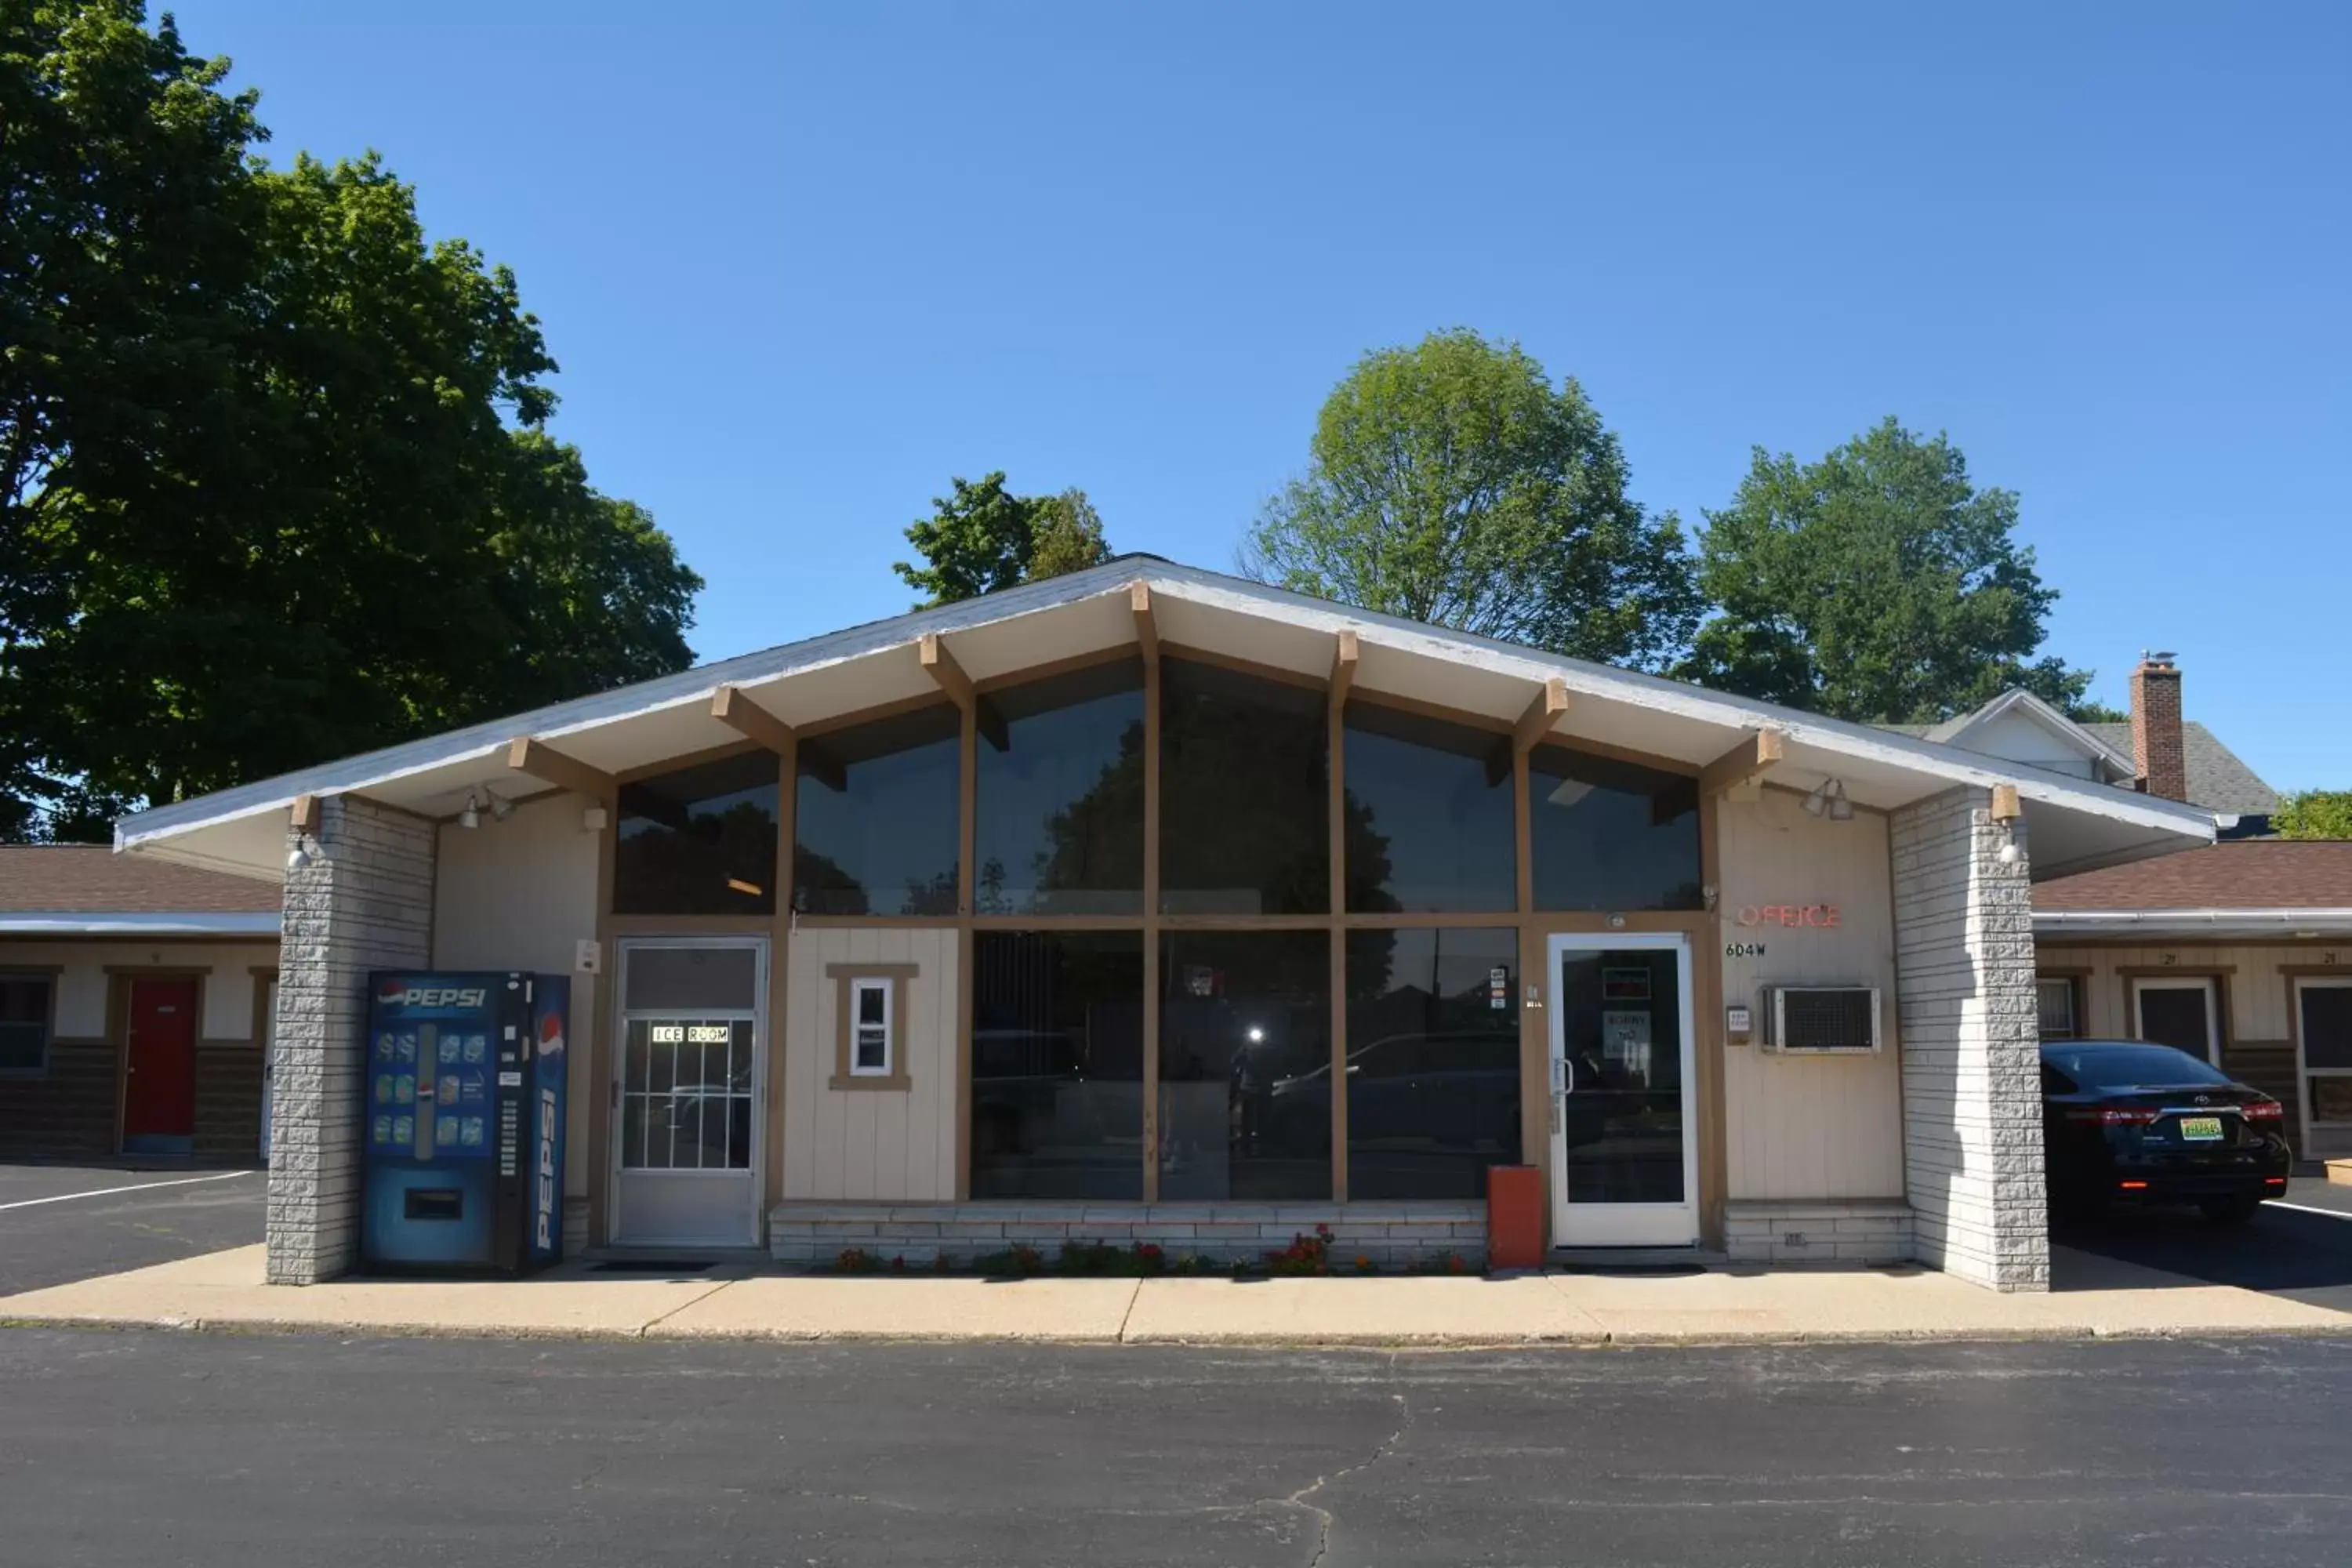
[{"xmin": 112, "ymin": 558, "xmax": 2217, "ymax": 1292}]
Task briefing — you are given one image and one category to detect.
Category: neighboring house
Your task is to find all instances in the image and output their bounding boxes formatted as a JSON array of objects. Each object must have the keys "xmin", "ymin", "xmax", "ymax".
[
  {"xmin": 111, "ymin": 556, "xmax": 2213, "ymax": 1293},
  {"xmin": 0, "ymin": 847, "xmax": 281, "ymax": 1162},
  {"xmin": 1903, "ymin": 653, "xmax": 2348, "ymax": 1163}
]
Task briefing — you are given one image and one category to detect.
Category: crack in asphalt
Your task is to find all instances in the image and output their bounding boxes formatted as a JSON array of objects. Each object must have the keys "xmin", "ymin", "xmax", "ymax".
[{"xmin": 1265, "ymin": 1356, "xmax": 1414, "ymax": 1568}]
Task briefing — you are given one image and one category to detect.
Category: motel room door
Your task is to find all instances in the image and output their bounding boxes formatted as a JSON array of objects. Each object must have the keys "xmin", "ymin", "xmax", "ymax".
[
  {"xmin": 122, "ymin": 976, "xmax": 200, "ymax": 1154},
  {"xmin": 1545, "ymin": 932, "xmax": 1700, "ymax": 1248},
  {"xmin": 609, "ymin": 938, "xmax": 768, "ymax": 1249}
]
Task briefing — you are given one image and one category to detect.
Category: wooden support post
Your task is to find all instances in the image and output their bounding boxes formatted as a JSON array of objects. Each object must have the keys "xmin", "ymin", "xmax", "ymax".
[{"xmin": 919, "ymin": 633, "xmax": 1007, "ymax": 750}]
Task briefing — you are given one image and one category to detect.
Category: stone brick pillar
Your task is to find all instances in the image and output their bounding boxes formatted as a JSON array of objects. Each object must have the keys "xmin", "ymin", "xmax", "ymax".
[
  {"xmin": 267, "ymin": 796, "xmax": 434, "ymax": 1284},
  {"xmin": 1891, "ymin": 786, "xmax": 2049, "ymax": 1292}
]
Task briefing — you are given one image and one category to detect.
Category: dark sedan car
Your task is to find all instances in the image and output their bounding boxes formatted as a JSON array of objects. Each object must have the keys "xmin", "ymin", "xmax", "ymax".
[{"xmin": 2041, "ymin": 1040, "xmax": 2292, "ymax": 1224}]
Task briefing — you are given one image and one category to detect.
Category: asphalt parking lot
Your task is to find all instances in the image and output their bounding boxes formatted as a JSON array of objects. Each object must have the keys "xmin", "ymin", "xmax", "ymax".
[
  {"xmin": 2054, "ymin": 1177, "xmax": 2352, "ymax": 1305},
  {"xmin": 0, "ymin": 1164, "xmax": 264, "ymax": 1298}
]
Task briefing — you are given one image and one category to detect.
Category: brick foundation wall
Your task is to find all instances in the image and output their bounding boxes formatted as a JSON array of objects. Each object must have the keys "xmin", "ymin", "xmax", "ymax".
[
  {"xmin": 267, "ymin": 797, "xmax": 434, "ymax": 1284},
  {"xmin": 769, "ymin": 1202, "xmax": 1490, "ymax": 1270},
  {"xmin": 0, "ymin": 1040, "xmax": 118, "ymax": 1157},
  {"xmin": 193, "ymin": 1042, "xmax": 263, "ymax": 1163},
  {"xmin": 1892, "ymin": 786, "xmax": 2049, "ymax": 1293},
  {"xmin": 1722, "ymin": 1200, "xmax": 1913, "ymax": 1265}
]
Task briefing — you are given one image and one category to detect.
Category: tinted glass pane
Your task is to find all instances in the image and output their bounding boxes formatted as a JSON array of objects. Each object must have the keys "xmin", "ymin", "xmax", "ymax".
[
  {"xmin": 621, "ymin": 946, "xmax": 760, "ymax": 1012},
  {"xmin": 1345, "ymin": 929, "xmax": 1521, "ymax": 1199},
  {"xmin": 1343, "ymin": 706, "xmax": 1514, "ymax": 913},
  {"xmin": 1159, "ymin": 931, "xmax": 1330, "ymax": 1200},
  {"xmin": 857, "ymin": 985, "xmax": 887, "ymax": 1026},
  {"xmin": 1557, "ymin": 948, "xmax": 1685, "ymax": 1203},
  {"xmin": 2036, "ymin": 978, "xmax": 2078, "ymax": 1040},
  {"xmin": 794, "ymin": 704, "xmax": 960, "ymax": 915},
  {"xmin": 976, "ymin": 661, "xmax": 1145, "ymax": 915},
  {"xmin": 971, "ymin": 931, "xmax": 1145, "ymax": 1200},
  {"xmin": 0, "ymin": 977, "xmax": 49, "ymax": 1025},
  {"xmin": 2301, "ymin": 985, "xmax": 2352, "ymax": 1070},
  {"xmin": 1530, "ymin": 747, "xmax": 1702, "ymax": 912},
  {"xmin": 2136, "ymin": 987, "xmax": 2213, "ymax": 1058},
  {"xmin": 2310, "ymin": 1077, "xmax": 2352, "ymax": 1124},
  {"xmin": 1160, "ymin": 659, "xmax": 1327, "ymax": 915},
  {"xmin": 613, "ymin": 753, "xmax": 779, "ymax": 914},
  {"xmin": 2044, "ymin": 1044, "xmax": 2230, "ymax": 1091}
]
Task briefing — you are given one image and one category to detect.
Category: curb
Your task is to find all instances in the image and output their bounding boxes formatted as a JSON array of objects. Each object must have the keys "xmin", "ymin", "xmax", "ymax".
[{"xmin": 11, "ymin": 1312, "xmax": 2352, "ymax": 1349}]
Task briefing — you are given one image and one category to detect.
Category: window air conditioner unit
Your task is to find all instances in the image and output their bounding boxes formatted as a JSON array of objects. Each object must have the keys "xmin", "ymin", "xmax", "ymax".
[{"xmin": 1759, "ymin": 985, "xmax": 1882, "ymax": 1055}]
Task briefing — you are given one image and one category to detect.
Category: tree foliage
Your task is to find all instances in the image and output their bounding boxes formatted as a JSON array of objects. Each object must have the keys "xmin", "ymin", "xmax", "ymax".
[
  {"xmin": 0, "ymin": 2, "xmax": 699, "ymax": 838},
  {"xmin": 1242, "ymin": 329, "xmax": 1701, "ymax": 670},
  {"xmin": 895, "ymin": 474, "xmax": 1111, "ymax": 606},
  {"xmin": 1680, "ymin": 418, "xmax": 2096, "ymax": 723},
  {"xmin": 2272, "ymin": 790, "xmax": 2352, "ymax": 840}
]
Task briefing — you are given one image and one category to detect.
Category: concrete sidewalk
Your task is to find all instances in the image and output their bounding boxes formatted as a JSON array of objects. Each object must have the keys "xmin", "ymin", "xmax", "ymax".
[{"xmin": 6, "ymin": 1244, "xmax": 2352, "ymax": 1345}]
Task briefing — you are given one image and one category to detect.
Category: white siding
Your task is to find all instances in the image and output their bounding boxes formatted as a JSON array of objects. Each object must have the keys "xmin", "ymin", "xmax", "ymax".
[
  {"xmin": 782, "ymin": 927, "xmax": 959, "ymax": 1202},
  {"xmin": 1718, "ymin": 788, "xmax": 1906, "ymax": 1200}
]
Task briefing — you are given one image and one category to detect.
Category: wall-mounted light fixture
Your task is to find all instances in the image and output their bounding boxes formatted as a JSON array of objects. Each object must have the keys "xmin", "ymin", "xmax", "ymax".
[
  {"xmin": 1801, "ymin": 778, "xmax": 1853, "ymax": 821},
  {"xmin": 459, "ymin": 792, "xmax": 482, "ymax": 830}
]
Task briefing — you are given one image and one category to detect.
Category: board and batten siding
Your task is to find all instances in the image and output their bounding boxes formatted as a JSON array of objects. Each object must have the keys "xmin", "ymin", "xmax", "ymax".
[
  {"xmin": 782, "ymin": 927, "xmax": 959, "ymax": 1203},
  {"xmin": 2038, "ymin": 942, "xmax": 2350, "ymax": 1044},
  {"xmin": 1715, "ymin": 789, "xmax": 1906, "ymax": 1200}
]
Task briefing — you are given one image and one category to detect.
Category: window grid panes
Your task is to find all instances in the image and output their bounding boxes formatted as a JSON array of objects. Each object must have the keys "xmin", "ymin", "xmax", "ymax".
[
  {"xmin": 1342, "ymin": 705, "xmax": 1515, "ymax": 913},
  {"xmin": 1159, "ymin": 659, "xmax": 1328, "ymax": 916},
  {"xmin": 971, "ymin": 931, "xmax": 1145, "ymax": 1200},
  {"xmin": 975, "ymin": 661, "xmax": 1145, "ymax": 915},
  {"xmin": 614, "ymin": 753, "xmax": 779, "ymax": 915},
  {"xmin": 619, "ymin": 1017, "xmax": 755, "ymax": 1171},
  {"xmin": 794, "ymin": 704, "xmax": 961, "ymax": 916}
]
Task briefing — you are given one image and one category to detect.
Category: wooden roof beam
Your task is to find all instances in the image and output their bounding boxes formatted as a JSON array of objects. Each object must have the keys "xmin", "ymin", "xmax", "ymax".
[
  {"xmin": 1699, "ymin": 728, "xmax": 1785, "ymax": 797},
  {"xmin": 710, "ymin": 684, "xmax": 796, "ymax": 754},
  {"xmin": 1131, "ymin": 582, "xmax": 1159, "ymax": 666},
  {"xmin": 1513, "ymin": 679, "xmax": 1571, "ymax": 753},
  {"xmin": 1329, "ymin": 630, "xmax": 1358, "ymax": 712},
  {"xmin": 919, "ymin": 633, "xmax": 1009, "ymax": 751},
  {"xmin": 506, "ymin": 736, "xmax": 616, "ymax": 801}
]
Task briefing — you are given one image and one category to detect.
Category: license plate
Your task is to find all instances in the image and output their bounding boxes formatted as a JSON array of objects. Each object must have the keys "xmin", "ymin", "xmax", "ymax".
[{"xmin": 2176, "ymin": 1116, "xmax": 2224, "ymax": 1142}]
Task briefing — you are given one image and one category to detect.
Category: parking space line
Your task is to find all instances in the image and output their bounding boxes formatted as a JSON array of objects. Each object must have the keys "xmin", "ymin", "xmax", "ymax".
[
  {"xmin": 2262, "ymin": 1200, "xmax": 2352, "ymax": 1222},
  {"xmin": 0, "ymin": 1171, "xmax": 255, "ymax": 1213}
]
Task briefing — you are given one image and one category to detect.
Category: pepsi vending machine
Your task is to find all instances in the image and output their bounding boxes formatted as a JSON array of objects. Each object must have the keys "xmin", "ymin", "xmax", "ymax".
[{"xmin": 360, "ymin": 971, "xmax": 568, "ymax": 1275}]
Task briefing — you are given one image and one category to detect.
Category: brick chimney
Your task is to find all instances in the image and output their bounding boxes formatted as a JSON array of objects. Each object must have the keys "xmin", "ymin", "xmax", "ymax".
[{"xmin": 2129, "ymin": 651, "xmax": 2187, "ymax": 802}]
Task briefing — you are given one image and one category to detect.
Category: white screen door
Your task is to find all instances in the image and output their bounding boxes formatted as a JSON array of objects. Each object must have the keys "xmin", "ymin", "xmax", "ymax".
[
  {"xmin": 1546, "ymin": 932, "xmax": 1700, "ymax": 1247},
  {"xmin": 610, "ymin": 938, "xmax": 768, "ymax": 1247}
]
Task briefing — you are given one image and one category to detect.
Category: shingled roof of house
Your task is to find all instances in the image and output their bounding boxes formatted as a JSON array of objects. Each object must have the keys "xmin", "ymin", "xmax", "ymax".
[
  {"xmin": 2036, "ymin": 839, "xmax": 2352, "ymax": 911},
  {"xmin": 0, "ymin": 844, "xmax": 280, "ymax": 916}
]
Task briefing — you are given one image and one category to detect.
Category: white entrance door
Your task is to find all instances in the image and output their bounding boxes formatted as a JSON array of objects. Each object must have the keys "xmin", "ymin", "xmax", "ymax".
[
  {"xmin": 2132, "ymin": 976, "xmax": 2221, "ymax": 1063},
  {"xmin": 2296, "ymin": 978, "xmax": 2352, "ymax": 1161},
  {"xmin": 1546, "ymin": 932, "xmax": 1699, "ymax": 1248},
  {"xmin": 610, "ymin": 938, "xmax": 768, "ymax": 1248}
]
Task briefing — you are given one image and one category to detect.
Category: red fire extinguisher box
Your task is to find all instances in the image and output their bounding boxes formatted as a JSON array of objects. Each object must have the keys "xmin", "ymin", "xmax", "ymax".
[{"xmin": 1486, "ymin": 1164, "xmax": 1544, "ymax": 1271}]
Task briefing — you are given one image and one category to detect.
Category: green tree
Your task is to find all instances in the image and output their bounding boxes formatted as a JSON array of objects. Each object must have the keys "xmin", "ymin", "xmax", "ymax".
[
  {"xmin": 1242, "ymin": 329, "xmax": 1702, "ymax": 670},
  {"xmin": 0, "ymin": 0, "xmax": 265, "ymax": 835},
  {"xmin": 1029, "ymin": 488, "xmax": 1113, "ymax": 581},
  {"xmin": 1, "ymin": 5, "xmax": 700, "ymax": 837},
  {"xmin": 2273, "ymin": 790, "xmax": 2352, "ymax": 840},
  {"xmin": 895, "ymin": 474, "xmax": 1111, "ymax": 606},
  {"xmin": 1681, "ymin": 418, "xmax": 2096, "ymax": 723}
]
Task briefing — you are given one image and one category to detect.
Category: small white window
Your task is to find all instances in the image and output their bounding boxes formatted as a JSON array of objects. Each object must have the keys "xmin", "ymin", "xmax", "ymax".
[{"xmin": 851, "ymin": 978, "xmax": 893, "ymax": 1076}]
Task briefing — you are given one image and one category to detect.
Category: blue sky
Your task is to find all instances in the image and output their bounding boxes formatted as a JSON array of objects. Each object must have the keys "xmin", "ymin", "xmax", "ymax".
[{"xmin": 173, "ymin": 1, "xmax": 2348, "ymax": 789}]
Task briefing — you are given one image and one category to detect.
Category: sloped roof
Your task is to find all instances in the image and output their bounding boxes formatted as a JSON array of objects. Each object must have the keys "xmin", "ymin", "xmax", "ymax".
[
  {"xmin": 2038, "ymin": 840, "xmax": 2352, "ymax": 910},
  {"xmin": 0, "ymin": 844, "xmax": 281, "ymax": 935},
  {"xmin": 111, "ymin": 555, "xmax": 2216, "ymax": 883},
  {"xmin": 2078, "ymin": 721, "xmax": 2279, "ymax": 816}
]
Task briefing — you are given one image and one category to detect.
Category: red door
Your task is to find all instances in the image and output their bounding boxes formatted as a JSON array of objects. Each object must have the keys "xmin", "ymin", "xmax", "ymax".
[{"xmin": 123, "ymin": 978, "xmax": 200, "ymax": 1142}]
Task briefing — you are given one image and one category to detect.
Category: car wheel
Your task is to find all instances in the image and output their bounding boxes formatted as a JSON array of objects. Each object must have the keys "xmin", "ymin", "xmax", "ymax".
[{"xmin": 2198, "ymin": 1195, "xmax": 2263, "ymax": 1226}]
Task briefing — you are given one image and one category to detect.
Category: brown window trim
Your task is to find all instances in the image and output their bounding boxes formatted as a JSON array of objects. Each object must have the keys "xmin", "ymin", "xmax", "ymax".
[{"xmin": 826, "ymin": 961, "xmax": 918, "ymax": 1091}]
